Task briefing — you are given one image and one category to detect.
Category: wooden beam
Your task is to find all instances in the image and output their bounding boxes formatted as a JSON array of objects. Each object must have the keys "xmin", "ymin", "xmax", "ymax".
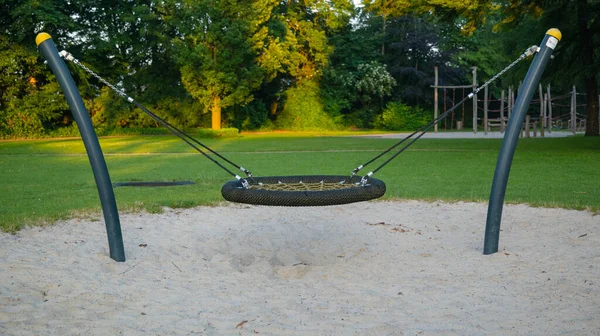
[
  {"xmin": 547, "ymin": 84, "xmax": 552, "ymax": 134},
  {"xmin": 539, "ymin": 83, "xmax": 545, "ymax": 137},
  {"xmin": 434, "ymin": 66, "xmax": 438, "ymax": 133},
  {"xmin": 472, "ymin": 66, "xmax": 478, "ymax": 133},
  {"xmin": 571, "ymin": 85, "xmax": 577, "ymax": 134},
  {"xmin": 430, "ymin": 85, "xmax": 476, "ymax": 89},
  {"xmin": 500, "ymin": 90, "xmax": 505, "ymax": 132},
  {"xmin": 484, "ymin": 85, "xmax": 488, "ymax": 134}
]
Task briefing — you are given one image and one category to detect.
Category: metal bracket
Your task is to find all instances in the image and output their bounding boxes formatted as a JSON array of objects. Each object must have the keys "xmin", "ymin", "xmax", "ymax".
[{"xmin": 58, "ymin": 50, "xmax": 75, "ymax": 61}]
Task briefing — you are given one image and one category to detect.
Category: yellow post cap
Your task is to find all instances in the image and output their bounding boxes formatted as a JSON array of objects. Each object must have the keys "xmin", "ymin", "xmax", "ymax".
[
  {"xmin": 546, "ymin": 28, "xmax": 561, "ymax": 41},
  {"xmin": 36, "ymin": 32, "xmax": 52, "ymax": 46}
]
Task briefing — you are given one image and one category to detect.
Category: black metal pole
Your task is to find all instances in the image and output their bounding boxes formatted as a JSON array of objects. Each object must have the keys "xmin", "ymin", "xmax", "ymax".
[
  {"xmin": 483, "ymin": 29, "xmax": 561, "ymax": 255},
  {"xmin": 36, "ymin": 33, "xmax": 126, "ymax": 262}
]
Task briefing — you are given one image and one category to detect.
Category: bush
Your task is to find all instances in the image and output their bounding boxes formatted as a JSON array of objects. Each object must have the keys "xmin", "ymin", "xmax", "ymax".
[
  {"xmin": 229, "ymin": 100, "xmax": 272, "ymax": 131},
  {"xmin": 0, "ymin": 111, "xmax": 45, "ymax": 138},
  {"xmin": 343, "ymin": 107, "xmax": 378, "ymax": 129},
  {"xmin": 88, "ymin": 87, "xmax": 207, "ymax": 130},
  {"xmin": 46, "ymin": 125, "xmax": 82, "ymax": 138},
  {"xmin": 374, "ymin": 102, "xmax": 431, "ymax": 131},
  {"xmin": 321, "ymin": 67, "xmax": 354, "ymax": 118},
  {"xmin": 275, "ymin": 81, "xmax": 339, "ymax": 131},
  {"xmin": 193, "ymin": 128, "xmax": 239, "ymax": 138},
  {"xmin": 0, "ymin": 81, "xmax": 70, "ymax": 139}
]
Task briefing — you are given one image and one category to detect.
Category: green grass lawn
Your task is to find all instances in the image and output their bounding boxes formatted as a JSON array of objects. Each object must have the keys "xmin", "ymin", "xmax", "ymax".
[{"xmin": 1, "ymin": 133, "xmax": 599, "ymax": 232}]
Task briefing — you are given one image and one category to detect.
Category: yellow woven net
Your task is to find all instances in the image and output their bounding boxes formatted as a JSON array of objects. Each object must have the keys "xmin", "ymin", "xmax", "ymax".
[{"xmin": 247, "ymin": 181, "xmax": 360, "ymax": 191}]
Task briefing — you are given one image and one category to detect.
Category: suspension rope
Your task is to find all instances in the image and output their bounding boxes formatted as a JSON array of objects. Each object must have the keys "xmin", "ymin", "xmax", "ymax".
[
  {"xmin": 350, "ymin": 95, "xmax": 471, "ymax": 177},
  {"xmin": 354, "ymin": 45, "xmax": 540, "ymax": 185},
  {"xmin": 59, "ymin": 50, "xmax": 252, "ymax": 186}
]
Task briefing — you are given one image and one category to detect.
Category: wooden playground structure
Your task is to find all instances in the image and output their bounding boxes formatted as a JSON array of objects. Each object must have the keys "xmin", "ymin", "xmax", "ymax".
[{"xmin": 432, "ymin": 66, "xmax": 591, "ymax": 137}]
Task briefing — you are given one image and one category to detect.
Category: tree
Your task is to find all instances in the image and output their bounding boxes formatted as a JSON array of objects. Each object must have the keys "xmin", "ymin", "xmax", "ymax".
[
  {"xmin": 384, "ymin": 14, "xmax": 467, "ymax": 107},
  {"xmin": 476, "ymin": 0, "xmax": 600, "ymax": 136},
  {"xmin": 72, "ymin": 0, "xmax": 197, "ymax": 129},
  {"xmin": 0, "ymin": 36, "xmax": 69, "ymax": 137},
  {"xmin": 0, "ymin": 0, "xmax": 77, "ymax": 137},
  {"xmin": 573, "ymin": 0, "xmax": 600, "ymax": 136},
  {"xmin": 265, "ymin": 0, "xmax": 353, "ymax": 83},
  {"xmin": 266, "ymin": 0, "xmax": 355, "ymax": 130},
  {"xmin": 355, "ymin": 61, "xmax": 396, "ymax": 103},
  {"xmin": 362, "ymin": 0, "xmax": 413, "ymax": 55},
  {"xmin": 162, "ymin": 0, "xmax": 273, "ymax": 130},
  {"xmin": 320, "ymin": 10, "xmax": 381, "ymax": 119},
  {"xmin": 540, "ymin": 0, "xmax": 599, "ymax": 136},
  {"xmin": 423, "ymin": 0, "xmax": 600, "ymax": 136}
]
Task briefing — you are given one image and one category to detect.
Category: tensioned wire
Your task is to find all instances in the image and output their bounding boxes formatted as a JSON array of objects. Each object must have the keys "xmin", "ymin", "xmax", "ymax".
[
  {"xmin": 59, "ymin": 52, "xmax": 366, "ymax": 192},
  {"xmin": 351, "ymin": 45, "xmax": 540, "ymax": 180},
  {"xmin": 60, "ymin": 45, "xmax": 537, "ymax": 188},
  {"xmin": 60, "ymin": 51, "xmax": 252, "ymax": 181}
]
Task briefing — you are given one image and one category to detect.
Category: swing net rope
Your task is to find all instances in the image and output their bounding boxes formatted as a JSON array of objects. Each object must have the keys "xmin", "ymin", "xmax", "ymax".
[
  {"xmin": 58, "ymin": 51, "xmax": 253, "ymax": 185},
  {"xmin": 349, "ymin": 45, "xmax": 539, "ymax": 184},
  {"xmin": 57, "ymin": 45, "xmax": 539, "ymax": 204}
]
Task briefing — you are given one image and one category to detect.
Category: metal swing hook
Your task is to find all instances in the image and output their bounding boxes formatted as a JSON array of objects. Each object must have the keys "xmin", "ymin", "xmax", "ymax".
[{"xmin": 359, "ymin": 172, "xmax": 374, "ymax": 186}]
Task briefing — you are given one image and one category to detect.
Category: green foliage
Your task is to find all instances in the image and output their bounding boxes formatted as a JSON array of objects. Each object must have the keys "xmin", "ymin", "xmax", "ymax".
[
  {"xmin": 344, "ymin": 107, "xmax": 379, "ymax": 129},
  {"xmin": 383, "ymin": 15, "xmax": 466, "ymax": 107},
  {"xmin": 88, "ymin": 87, "xmax": 131, "ymax": 128},
  {"xmin": 165, "ymin": 0, "xmax": 268, "ymax": 125},
  {"xmin": 0, "ymin": 111, "xmax": 44, "ymax": 138},
  {"xmin": 276, "ymin": 81, "xmax": 339, "ymax": 130},
  {"xmin": 254, "ymin": 0, "xmax": 356, "ymax": 127},
  {"xmin": 193, "ymin": 128, "xmax": 240, "ymax": 138},
  {"xmin": 355, "ymin": 61, "xmax": 396, "ymax": 103},
  {"xmin": 2, "ymin": 0, "xmax": 597, "ymax": 137},
  {"xmin": 320, "ymin": 67, "xmax": 356, "ymax": 116},
  {"xmin": 272, "ymin": 0, "xmax": 353, "ymax": 81},
  {"xmin": 363, "ymin": 0, "xmax": 414, "ymax": 19},
  {"xmin": 3, "ymin": 82, "xmax": 69, "ymax": 137},
  {"xmin": 452, "ymin": 12, "xmax": 528, "ymax": 91},
  {"xmin": 150, "ymin": 97, "xmax": 206, "ymax": 129},
  {"xmin": 0, "ymin": 35, "xmax": 70, "ymax": 138},
  {"xmin": 365, "ymin": 0, "xmax": 493, "ymax": 35},
  {"xmin": 2, "ymin": 0, "xmax": 80, "ymax": 45},
  {"xmin": 230, "ymin": 100, "xmax": 272, "ymax": 131},
  {"xmin": 374, "ymin": 101, "xmax": 431, "ymax": 131}
]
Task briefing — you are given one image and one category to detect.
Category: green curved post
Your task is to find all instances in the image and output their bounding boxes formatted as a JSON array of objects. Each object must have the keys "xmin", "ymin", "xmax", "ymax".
[
  {"xmin": 36, "ymin": 33, "xmax": 125, "ymax": 262},
  {"xmin": 484, "ymin": 29, "xmax": 562, "ymax": 255}
]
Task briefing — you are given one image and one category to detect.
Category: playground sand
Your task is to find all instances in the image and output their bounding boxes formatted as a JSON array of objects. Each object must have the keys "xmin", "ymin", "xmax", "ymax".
[{"xmin": 1, "ymin": 200, "xmax": 599, "ymax": 335}]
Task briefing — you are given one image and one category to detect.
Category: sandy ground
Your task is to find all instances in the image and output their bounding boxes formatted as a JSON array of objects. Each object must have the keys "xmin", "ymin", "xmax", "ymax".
[{"xmin": 1, "ymin": 200, "xmax": 599, "ymax": 335}]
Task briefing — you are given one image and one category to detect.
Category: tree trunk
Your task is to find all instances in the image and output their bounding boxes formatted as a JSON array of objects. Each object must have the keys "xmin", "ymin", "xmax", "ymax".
[
  {"xmin": 585, "ymin": 78, "xmax": 599, "ymax": 136},
  {"xmin": 211, "ymin": 96, "xmax": 222, "ymax": 130},
  {"xmin": 578, "ymin": 0, "xmax": 599, "ymax": 136},
  {"xmin": 381, "ymin": 13, "xmax": 386, "ymax": 56},
  {"xmin": 270, "ymin": 100, "xmax": 279, "ymax": 116}
]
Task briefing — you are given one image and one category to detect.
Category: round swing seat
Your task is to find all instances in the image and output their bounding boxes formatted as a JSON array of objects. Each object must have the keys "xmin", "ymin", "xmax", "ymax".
[{"xmin": 221, "ymin": 175, "xmax": 386, "ymax": 206}]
